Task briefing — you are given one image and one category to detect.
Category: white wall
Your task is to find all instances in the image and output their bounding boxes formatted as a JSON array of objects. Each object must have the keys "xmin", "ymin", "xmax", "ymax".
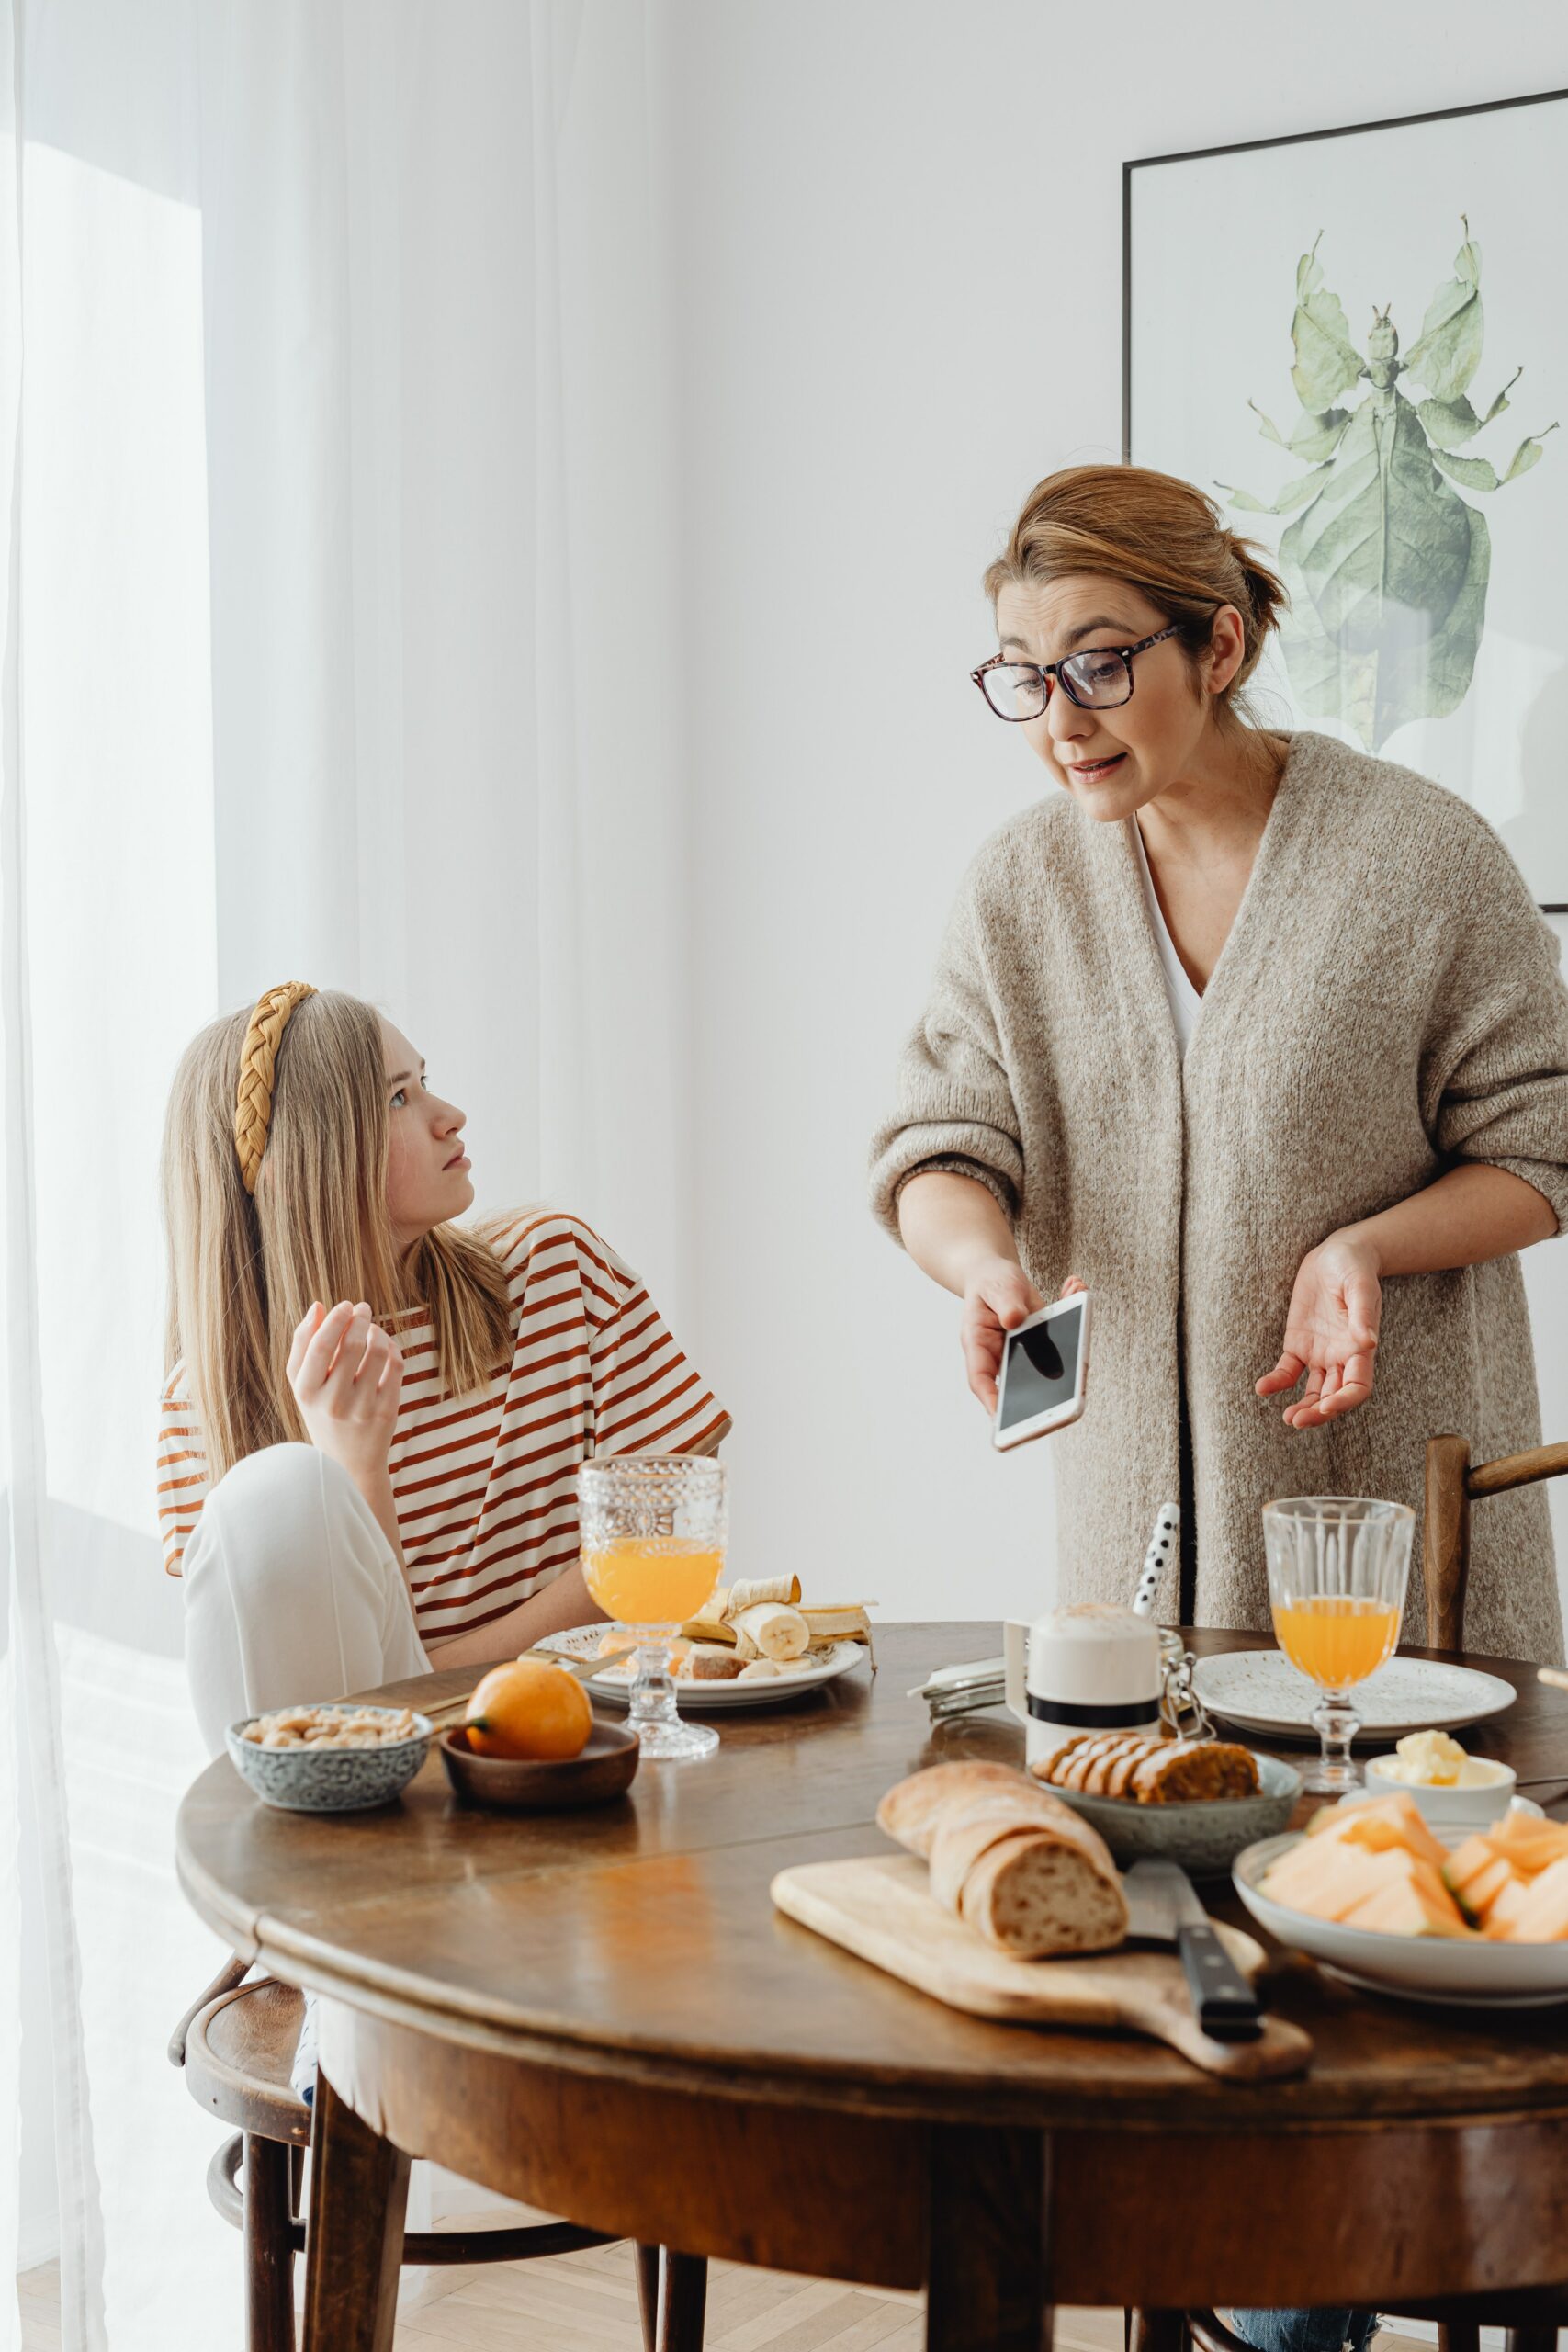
[{"xmin": 667, "ymin": 0, "xmax": 1568, "ymax": 1631}]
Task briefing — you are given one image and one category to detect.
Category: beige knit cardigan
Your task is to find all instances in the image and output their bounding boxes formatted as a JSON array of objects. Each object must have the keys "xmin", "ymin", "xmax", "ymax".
[{"xmin": 871, "ymin": 730, "xmax": 1568, "ymax": 1663}]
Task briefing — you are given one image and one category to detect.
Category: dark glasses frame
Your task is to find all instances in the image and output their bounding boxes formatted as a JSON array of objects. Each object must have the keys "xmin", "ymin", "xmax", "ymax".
[{"xmin": 970, "ymin": 622, "xmax": 1183, "ymax": 719}]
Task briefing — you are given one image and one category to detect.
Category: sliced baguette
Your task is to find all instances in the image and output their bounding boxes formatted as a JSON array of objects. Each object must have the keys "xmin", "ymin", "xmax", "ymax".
[
  {"xmin": 928, "ymin": 1792, "xmax": 1122, "ymax": 1924},
  {"xmin": 877, "ymin": 1761, "xmax": 1071, "ymax": 1860},
  {"xmin": 959, "ymin": 1829, "xmax": 1130, "ymax": 1957}
]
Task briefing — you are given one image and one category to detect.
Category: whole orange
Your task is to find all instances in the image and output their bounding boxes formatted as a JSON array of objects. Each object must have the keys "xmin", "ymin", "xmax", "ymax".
[{"xmin": 465, "ymin": 1657, "xmax": 593, "ymax": 1760}]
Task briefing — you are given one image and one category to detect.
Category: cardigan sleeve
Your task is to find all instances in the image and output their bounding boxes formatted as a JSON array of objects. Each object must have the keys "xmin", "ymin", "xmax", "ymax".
[
  {"xmin": 868, "ymin": 868, "xmax": 1025, "ymax": 1241},
  {"xmin": 1424, "ymin": 831, "xmax": 1568, "ymax": 1233}
]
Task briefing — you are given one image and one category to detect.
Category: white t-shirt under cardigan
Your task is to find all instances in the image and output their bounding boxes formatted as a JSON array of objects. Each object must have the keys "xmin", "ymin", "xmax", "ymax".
[{"xmin": 1132, "ymin": 818, "xmax": 1202, "ymax": 1057}]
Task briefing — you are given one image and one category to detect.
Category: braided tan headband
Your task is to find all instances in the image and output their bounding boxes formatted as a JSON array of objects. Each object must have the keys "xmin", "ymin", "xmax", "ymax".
[{"xmin": 234, "ymin": 981, "xmax": 317, "ymax": 1195}]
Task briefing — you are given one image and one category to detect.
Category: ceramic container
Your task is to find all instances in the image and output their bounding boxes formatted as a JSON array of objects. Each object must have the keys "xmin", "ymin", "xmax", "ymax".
[
  {"xmin": 1363, "ymin": 1753, "xmax": 1517, "ymax": 1829},
  {"xmin": 1003, "ymin": 1601, "xmax": 1163, "ymax": 1771}
]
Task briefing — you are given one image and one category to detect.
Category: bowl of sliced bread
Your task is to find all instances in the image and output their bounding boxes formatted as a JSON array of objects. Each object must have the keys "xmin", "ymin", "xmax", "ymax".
[{"xmin": 1030, "ymin": 1734, "xmax": 1300, "ymax": 1874}]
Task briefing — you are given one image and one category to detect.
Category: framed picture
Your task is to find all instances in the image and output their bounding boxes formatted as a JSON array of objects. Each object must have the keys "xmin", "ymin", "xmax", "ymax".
[{"xmin": 1124, "ymin": 89, "xmax": 1568, "ymax": 910}]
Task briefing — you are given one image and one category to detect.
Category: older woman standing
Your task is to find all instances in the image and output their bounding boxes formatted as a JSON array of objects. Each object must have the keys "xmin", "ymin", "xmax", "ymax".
[{"xmin": 872, "ymin": 462, "xmax": 1568, "ymax": 1665}]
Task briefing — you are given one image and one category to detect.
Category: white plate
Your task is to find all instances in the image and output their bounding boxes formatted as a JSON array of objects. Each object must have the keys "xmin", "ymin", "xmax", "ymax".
[
  {"xmin": 547, "ymin": 1625, "xmax": 866, "ymax": 1711},
  {"xmin": 1234, "ymin": 1823, "xmax": 1568, "ymax": 2007},
  {"xmin": 1193, "ymin": 1650, "xmax": 1517, "ymax": 1742},
  {"xmin": 1319, "ymin": 1963, "xmax": 1568, "ymax": 2011}
]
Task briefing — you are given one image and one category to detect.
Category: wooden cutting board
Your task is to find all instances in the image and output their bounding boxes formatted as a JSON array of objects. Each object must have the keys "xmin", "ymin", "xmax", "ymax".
[{"xmin": 772, "ymin": 1854, "xmax": 1312, "ymax": 2080}]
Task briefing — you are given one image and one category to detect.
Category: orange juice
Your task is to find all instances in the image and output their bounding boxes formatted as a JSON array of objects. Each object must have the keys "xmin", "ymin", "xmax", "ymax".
[
  {"xmin": 1273, "ymin": 1595, "xmax": 1400, "ymax": 1688},
  {"xmin": 581, "ymin": 1537, "xmax": 724, "ymax": 1628}
]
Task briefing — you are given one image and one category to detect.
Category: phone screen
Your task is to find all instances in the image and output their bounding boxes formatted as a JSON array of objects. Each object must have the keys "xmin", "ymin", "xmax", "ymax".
[{"xmin": 998, "ymin": 1301, "xmax": 1084, "ymax": 1432}]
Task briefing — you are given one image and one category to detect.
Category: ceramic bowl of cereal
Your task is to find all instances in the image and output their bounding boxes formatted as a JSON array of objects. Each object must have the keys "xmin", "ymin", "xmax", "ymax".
[{"xmin": 226, "ymin": 1702, "xmax": 434, "ymax": 1813}]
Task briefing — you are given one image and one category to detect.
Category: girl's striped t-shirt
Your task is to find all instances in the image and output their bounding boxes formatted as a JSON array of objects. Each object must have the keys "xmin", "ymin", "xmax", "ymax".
[{"xmin": 154, "ymin": 1211, "xmax": 730, "ymax": 1645}]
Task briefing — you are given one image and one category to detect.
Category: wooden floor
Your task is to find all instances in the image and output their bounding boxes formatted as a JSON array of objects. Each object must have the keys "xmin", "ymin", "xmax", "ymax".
[{"xmin": 16, "ymin": 2243, "xmax": 1443, "ymax": 2352}]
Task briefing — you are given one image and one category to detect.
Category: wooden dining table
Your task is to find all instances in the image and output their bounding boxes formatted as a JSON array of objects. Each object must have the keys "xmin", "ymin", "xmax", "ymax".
[{"xmin": 175, "ymin": 1624, "xmax": 1568, "ymax": 2352}]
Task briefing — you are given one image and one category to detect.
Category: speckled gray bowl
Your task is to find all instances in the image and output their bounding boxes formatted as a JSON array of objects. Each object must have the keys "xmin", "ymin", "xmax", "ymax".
[
  {"xmin": 226, "ymin": 1706, "xmax": 434, "ymax": 1813},
  {"xmin": 1044, "ymin": 1752, "xmax": 1301, "ymax": 1877}
]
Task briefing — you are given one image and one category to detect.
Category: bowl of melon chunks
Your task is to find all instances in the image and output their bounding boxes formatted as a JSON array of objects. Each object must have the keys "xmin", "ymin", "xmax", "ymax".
[{"xmin": 1234, "ymin": 1793, "xmax": 1568, "ymax": 2004}]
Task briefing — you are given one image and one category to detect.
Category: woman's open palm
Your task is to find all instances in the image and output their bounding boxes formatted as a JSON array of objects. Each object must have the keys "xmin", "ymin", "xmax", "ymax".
[{"xmin": 1257, "ymin": 1238, "xmax": 1381, "ymax": 1429}]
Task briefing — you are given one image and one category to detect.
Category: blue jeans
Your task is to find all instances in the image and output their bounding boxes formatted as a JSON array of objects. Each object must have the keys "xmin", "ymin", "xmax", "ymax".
[{"xmin": 1222, "ymin": 2310, "xmax": 1379, "ymax": 2352}]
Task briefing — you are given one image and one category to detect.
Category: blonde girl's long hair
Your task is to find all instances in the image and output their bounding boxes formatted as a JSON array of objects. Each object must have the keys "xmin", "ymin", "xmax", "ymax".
[{"xmin": 160, "ymin": 989, "xmax": 513, "ymax": 1483}]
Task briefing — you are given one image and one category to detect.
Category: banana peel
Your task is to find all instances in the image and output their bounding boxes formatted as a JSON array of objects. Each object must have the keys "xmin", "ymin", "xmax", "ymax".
[{"xmin": 679, "ymin": 1593, "xmax": 879, "ymax": 1669}]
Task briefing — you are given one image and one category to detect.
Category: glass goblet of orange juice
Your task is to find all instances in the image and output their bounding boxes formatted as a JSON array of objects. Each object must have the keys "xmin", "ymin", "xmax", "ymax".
[
  {"xmin": 1263, "ymin": 1495, "xmax": 1413, "ymax": 1793},
  {"xmin": 578, "ymin": 1455, "xmax": 726, "ymax": 1762}
]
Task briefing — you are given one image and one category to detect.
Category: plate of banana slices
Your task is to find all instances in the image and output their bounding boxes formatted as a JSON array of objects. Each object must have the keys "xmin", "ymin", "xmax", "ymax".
[{"xmin": 542, "ymin": 1581, "xmax": 875, "ymax": 1709}]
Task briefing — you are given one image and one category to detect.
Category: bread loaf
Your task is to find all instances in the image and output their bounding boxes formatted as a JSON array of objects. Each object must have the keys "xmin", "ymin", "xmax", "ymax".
[
  {"xmin": 958, "ymin": 1830, "xmax": 1128, "ymax": 1958},
  {"xmin": 878, "ymin": 1761, "xmax": 1127, "ymax": 1959},
  {"xmin": 876, "ymin": 1760, "xmax": 1067, "ymax": 1859},
  {"xmin": 927, "ymin": 1793, "xmax": 1110, "ymax": 1912},
  {"xmin": 1033, "ymin": 1734, "xmax": 1259, "ymax": 1804}
]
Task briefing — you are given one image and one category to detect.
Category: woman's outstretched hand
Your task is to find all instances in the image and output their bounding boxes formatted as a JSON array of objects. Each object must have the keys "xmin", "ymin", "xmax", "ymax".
[
  {"xmin": 287, "ymin": 1300, "xmax": 404, "ymax": 1477},
  {"xmin": 961, "ymin": 1263, "xmax": 1083, "ymax": 1414},
  {"xmin": 1257, "ymin": 1235, "xmax": 1382, "ymax": 1429}
]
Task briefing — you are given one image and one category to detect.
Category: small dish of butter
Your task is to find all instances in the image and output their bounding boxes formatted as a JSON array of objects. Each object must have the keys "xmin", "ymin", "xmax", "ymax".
[{"xmin": 1365, "ymin": 1731, "xmax": 1516, "ymax": 1826}]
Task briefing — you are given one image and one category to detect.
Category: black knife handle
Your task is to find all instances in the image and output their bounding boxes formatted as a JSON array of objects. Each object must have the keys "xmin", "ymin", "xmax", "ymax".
[{"xmin": 1176, "ymin": 1923, "xmax": 1263, "ymax": 2041}]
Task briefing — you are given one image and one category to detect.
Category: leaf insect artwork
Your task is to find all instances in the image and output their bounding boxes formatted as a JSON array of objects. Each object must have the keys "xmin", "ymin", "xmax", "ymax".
[{"xmin": 1219, "ymin": 220, "xmax": 1557, "ymax": 755}]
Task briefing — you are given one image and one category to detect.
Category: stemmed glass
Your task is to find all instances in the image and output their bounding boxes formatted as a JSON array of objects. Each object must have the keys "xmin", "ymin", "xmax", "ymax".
[
  {"xmin": 578, "ymin": 1455, "xmax": 726, "ymax": 1762},
  {"xmin": 1263, "ymin": 1495, "xmax": 1414, "ymax": 1793}
]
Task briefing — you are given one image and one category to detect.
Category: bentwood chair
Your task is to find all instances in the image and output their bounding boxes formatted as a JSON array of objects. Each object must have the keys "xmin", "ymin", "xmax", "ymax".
[
  {"xmin": 170, "ymin": 1956, "xmax": 710, "ymax": 2350},
  {"xmin": 1167, "ymin": 1432, "xmax": 1568, "ymax": 2352}
]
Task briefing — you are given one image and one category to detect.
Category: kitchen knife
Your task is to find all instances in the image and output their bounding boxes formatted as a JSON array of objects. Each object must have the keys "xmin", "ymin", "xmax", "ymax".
[{"xmin": 1122, "ymin": 1858, "xmax": 1263, "ymax": 2041}]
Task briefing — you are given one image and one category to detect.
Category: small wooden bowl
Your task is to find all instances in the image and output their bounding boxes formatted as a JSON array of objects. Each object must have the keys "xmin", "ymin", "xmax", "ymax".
[{"xmin": 440, "ymin": 1719, "xmax": 639, "ymax": 1810}]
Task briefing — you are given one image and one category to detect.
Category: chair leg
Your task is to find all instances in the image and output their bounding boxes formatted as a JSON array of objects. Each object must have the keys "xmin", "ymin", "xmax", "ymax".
[
  {"xmin": 660, "ymin": 2251, "xmax": 709, "ymax": 2352},
  {"xmin": 289, "ymin": 2142, "xmax": 306, "ymax": 2222},
  {"xmin": 1128, "ymin": 2316, "xmax": 1189, "ymax": 2352},
  {"xmin": 1438, "ymin": 2328, "xmax": 1481, "ymax": 2352},
  {"xmin": 243, "ymin": 2134, "xmax": 296, "ymax": 2352},
  {"xmin": 1503, "ymin": 2333, "xmax": 1559, "ymax": 2352},
  {"xmin": 635, "ymin": 2245, "xmax": 661, "ymax": 2352}
]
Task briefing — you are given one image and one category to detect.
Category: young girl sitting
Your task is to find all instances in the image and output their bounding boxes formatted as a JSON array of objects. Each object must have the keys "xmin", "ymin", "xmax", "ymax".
[{"xmin": 158, "ymin": 981, "xmax": 728, "ymax": 1753}]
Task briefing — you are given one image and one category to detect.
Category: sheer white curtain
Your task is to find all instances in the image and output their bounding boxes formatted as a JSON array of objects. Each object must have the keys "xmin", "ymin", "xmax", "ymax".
[{"xmin": 2, "ymin": 4, "xmax": 690, "ymax": 2344}]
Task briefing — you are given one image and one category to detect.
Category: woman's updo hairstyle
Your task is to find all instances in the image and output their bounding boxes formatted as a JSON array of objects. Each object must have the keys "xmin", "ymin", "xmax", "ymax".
[{"xmin": 984, "ymin": 463, "xmax": 1288, "ymax": 724}]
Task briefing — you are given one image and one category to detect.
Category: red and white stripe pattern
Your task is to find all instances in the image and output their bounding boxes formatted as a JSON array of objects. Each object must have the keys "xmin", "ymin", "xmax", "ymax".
[{"xmin": 155, "ymin": 1212, "xmax": 729, "ymax": 1644}]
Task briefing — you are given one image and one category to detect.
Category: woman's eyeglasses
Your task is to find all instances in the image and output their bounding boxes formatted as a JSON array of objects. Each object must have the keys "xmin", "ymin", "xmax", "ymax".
[{"xmin": 971, "ymin": 623, "xmax": 1182, "ymax": 721}]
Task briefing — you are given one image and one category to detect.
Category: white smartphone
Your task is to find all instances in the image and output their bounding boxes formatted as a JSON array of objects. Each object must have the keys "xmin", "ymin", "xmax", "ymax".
[{"xmin": 992, "ymin": 1292, "xmax": 1090, "ymax": 1450}]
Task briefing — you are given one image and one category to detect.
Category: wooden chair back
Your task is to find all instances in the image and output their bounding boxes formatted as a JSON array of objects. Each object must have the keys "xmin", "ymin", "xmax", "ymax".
[{"xmin": 1423, "ymin": 1435, "xmax": 1568, "ymax": 1649}]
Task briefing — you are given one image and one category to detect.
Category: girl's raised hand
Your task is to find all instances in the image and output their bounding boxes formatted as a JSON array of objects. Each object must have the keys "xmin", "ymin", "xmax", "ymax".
[{"xmin": 287, "ymin": 1300, "xmax": 404, "ymax": 1478}]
